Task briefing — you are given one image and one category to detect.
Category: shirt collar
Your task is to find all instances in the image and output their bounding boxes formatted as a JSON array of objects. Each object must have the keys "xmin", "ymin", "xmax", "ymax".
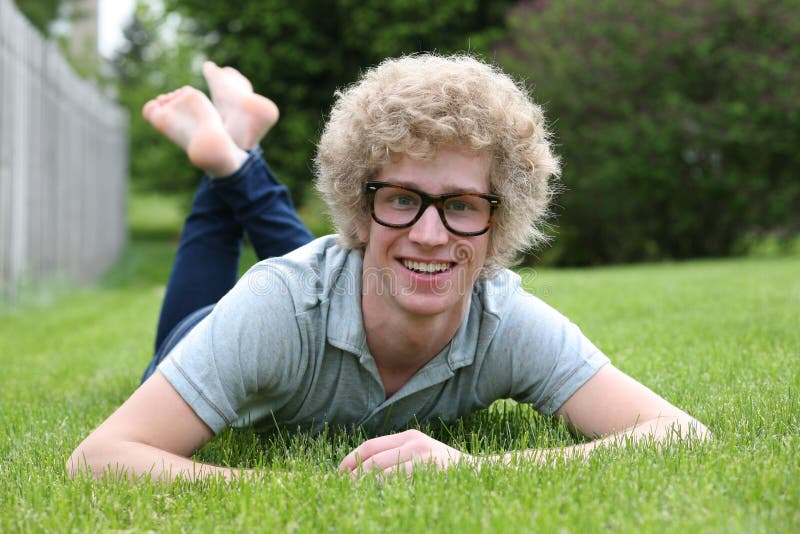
[{"xmin": 326, "ymin": 249, "xmax": 367, "ymax": 355}]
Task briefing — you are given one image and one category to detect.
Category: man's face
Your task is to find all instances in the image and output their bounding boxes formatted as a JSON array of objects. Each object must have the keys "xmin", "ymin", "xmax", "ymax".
[{"xmin": 359, "ymin": 147, "xmax": 492, "ymax": 320}]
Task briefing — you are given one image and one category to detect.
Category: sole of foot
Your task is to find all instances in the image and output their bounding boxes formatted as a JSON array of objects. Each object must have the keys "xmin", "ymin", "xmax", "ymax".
[
  {"xmin": 142, "ymin": 86, "xmax": 247, "ymax": 177},
  {"xmin": 203, "ymin": 61, "xmax": 280, "ymax": 151}
]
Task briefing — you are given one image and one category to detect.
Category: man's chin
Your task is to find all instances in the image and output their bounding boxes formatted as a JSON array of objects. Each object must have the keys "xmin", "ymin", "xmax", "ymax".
[{"xmin": 393, "ymin": 291, "xmax": 466, "ymax": 318}]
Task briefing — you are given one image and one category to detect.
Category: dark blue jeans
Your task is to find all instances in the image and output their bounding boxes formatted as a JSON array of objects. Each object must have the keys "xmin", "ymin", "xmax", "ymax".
[{"xmin": 140, "ymin": 149, "xmax": 314, "ymax": 383}]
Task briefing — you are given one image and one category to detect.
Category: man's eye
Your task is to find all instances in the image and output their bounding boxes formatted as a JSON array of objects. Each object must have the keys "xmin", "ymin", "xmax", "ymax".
[
  {"xmin": 390, "ymin": 195, "xmax": 418, "ymax": 207},
  {"xmin": 446, "ymin": 199, "xmax": 473, "ymax": 212}
]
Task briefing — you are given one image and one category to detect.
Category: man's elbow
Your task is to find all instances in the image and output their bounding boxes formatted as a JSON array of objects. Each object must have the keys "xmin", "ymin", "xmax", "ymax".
[
  {"xmin": 66, "ymin": 440, "xmax": 95, "ymax": 478},
  {"xmin": 674, "ymin": 413, "xmax": 712, "ymax": 443},
  {"xmin": 66, "ymin": 446, "xmax": 86, "ymax": 478},
  {"xmin": 66, "ymin": 436, "xmax": 108, "ymax": 479}
]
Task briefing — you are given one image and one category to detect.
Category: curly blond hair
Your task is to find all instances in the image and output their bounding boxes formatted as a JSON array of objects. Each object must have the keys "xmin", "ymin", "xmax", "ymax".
[{"xmin": 314, "ymin": 53, "xmax": 560, "ymax": 278}]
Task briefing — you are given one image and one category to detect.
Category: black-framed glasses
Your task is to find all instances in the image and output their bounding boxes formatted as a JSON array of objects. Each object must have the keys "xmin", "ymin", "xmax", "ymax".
[{"xmin": 365, "ymin": 181, "xmax": 502, "ymax": 237}]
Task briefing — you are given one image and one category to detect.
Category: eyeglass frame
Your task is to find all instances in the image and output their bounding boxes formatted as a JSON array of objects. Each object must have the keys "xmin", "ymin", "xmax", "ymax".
[{"xmin": 364, "ymin": 181, "xmax": 502, "ymax": 237}]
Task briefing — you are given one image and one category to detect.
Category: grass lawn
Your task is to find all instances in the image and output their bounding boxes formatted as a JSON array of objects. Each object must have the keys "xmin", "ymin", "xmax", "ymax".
[{"xmin": 1, "ymin": 197, "xmax": 798, "ymax": 532}]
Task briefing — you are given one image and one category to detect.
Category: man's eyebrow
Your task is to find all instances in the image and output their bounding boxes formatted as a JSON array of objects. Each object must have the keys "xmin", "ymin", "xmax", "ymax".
[{"xmin": 386, "ymin": 179, "xmax": 489, "ymax": 195}]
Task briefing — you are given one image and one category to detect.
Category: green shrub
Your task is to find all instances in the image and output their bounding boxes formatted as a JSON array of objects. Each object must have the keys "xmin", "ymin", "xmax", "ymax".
[
  {"xmin": 501, "ymin": 0, "xmax": 800, "ymax": 265},
  {"xmin": 152, "ymin": 0, "xmax": 514, "ymax": 202}
]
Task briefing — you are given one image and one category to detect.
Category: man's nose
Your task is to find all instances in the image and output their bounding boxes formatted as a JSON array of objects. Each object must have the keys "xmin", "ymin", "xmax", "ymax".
[{"xmin": 408, "ymin": 205, "xmax": 449, "ymax": 246}]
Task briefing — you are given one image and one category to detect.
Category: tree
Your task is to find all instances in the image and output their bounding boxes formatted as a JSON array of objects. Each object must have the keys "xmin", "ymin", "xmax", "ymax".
[
  {"xmin": 13, "ymin": 0, "xmax": 64, "ymax": 35},
  {"xmin": 13, "ymin": 0, "xmax": 100, "ymax": 76},
  {"xmin": 111, "ymin": 1, "xmax": 206, "ymax": 194},
  {"xmin": 500, "ymin": 0, "xmax": 800, "ymax": 265},
  {"xmin": 159, "ymin": 0, "xmax": 515, "ymax": 201}
]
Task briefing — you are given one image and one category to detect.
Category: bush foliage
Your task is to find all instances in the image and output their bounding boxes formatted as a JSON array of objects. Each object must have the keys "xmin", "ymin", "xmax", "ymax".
[
  {"xmin": 114, "ymin": 0, "xmax": 799, "ymax": 264},
  {"xmin": 501, "ymin": 0, "xmax": 800, "ymax": 265},
  {"xmin": 150, "ymin": 0, "xmax": 513, "ymax": 201}
]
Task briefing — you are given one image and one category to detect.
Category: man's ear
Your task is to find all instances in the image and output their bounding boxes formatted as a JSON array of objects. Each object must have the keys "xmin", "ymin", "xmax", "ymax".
[
  {"xmin": 486, "ymin": 229, "xmax": 496, "ymax": 257},
  {"xmin": 356, "ymin": 221, "xmax": 369, "ymax": 245}
]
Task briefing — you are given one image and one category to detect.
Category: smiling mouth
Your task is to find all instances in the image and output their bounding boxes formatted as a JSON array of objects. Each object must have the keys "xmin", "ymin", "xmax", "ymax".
[{"xmin": 401, "ymin": 259, "xmax": 454, "ymax": 274}]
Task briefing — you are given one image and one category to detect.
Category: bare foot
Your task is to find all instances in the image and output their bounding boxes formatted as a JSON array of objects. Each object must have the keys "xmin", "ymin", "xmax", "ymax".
[
  {"xmin": 142, "ymin": 86, "xmax": 248, "ymax": 177},
  {"xmin": 203, "ymin": 61, "xmax": 280, "ymax": 151}
]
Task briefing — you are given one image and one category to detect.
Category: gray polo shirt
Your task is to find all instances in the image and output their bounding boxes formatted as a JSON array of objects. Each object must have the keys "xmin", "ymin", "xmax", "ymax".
[{"xmin": 159, "ymin": 235, "xmax": 608, "ymax": 435}]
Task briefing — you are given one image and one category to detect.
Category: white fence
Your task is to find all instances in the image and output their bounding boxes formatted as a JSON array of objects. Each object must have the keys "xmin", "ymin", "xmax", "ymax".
[{"xmin": 0, "ymin": 0, "xmax": 128, "ymax": 301}]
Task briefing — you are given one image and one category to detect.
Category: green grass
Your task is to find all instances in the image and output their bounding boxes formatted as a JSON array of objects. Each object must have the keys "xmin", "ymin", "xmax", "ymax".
[
  {"xmin": 127, "ymin": 191, "xmax": 190, "ymax": 240},
  {"xmin": 1, "ymin": 196, "xmax": 798, "ymax": 532}
]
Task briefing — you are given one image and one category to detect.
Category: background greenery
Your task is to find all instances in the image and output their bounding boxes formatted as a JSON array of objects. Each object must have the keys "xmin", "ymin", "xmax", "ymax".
[
  {"xmin": 13, "ymin": 0, "xmax": 64, "ymax": 34},
  {"xmin": 113, "ymin": 0, "xmax": 800, "ymax": 267},
  {"xmin": 19, "ymin": 0, "xmax": 797, "ymax": 265},
  {"xmin": 501, "ymin": 0, "xmax": 800, "ymax": 265},
  {"xmin": 1, "ymin": 194, "xmax": 798, "ymax": 532},
  {"xmin": 108, "ymin": 0, "xmax": 514, "ymax": 202}
]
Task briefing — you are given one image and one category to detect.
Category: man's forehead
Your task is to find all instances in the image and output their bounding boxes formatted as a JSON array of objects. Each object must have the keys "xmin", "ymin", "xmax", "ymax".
[{"xmin": 378, "ymin": 149, "xmax": 492, "ymax": 194}]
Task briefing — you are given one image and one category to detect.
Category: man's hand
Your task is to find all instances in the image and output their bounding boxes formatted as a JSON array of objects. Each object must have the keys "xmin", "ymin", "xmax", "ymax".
[
  {"xmin": 339, "ymin": 429, "xmax": 472, "ymax": 476},
  {"xmin": 337, "ymin": 366, "xmax": 710, "ymax": 479}
]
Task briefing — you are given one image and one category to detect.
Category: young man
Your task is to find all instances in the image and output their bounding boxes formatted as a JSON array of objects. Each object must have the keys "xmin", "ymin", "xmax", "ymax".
[{"xmin": 68, "ymin": 55, "xmax": 708, "ymax": 481}]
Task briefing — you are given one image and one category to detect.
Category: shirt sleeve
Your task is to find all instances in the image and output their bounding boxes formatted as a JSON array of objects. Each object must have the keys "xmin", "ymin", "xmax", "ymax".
[
  {"xmin": 157, "ymin": 263, "xmax": 307, "ymax": 434},
  {"xmin": 493, "ymin": 288, "xmax": 610, "ymax": 415}
]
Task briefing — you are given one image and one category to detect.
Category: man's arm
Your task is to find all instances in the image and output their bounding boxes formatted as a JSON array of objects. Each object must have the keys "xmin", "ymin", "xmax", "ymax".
[
  {"xmin": 339, "ymin": 365, "xmax": 710, "ymax": 475},
  {"xmin": 67, "ymin": 371, "xmax": 247, "ymax": 482},
  {"xmin": 504, "ymin": 363, "xmax": 710, "ymax": 464}
]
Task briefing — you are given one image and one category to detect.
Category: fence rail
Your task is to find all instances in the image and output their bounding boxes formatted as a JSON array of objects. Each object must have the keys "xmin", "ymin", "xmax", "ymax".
[{"xmin": 0, "ymin": 0, "xmax": 128, "ymax": 301}]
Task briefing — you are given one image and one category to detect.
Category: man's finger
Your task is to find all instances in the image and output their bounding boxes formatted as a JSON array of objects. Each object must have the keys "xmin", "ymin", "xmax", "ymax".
[
  {"xmin": 383, "ymin": 460, "xmax": 415, "ymax": 478},
  {"xmin": 338, "ymin": 430, "xmax": 422, "ymax": 470},
  {"xmin": 358, "ymin": 446, "xmax": 414, "ymax": 473}
]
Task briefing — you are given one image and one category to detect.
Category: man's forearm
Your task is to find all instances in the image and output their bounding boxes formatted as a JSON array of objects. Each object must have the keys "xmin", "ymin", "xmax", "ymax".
[
  {"xmin": 67, "ymin": 440, "xmax": 250, "ymax": 483},
  {"xmin": 490, "ymin": 414, "xmax": 711, "ymax": 466}
]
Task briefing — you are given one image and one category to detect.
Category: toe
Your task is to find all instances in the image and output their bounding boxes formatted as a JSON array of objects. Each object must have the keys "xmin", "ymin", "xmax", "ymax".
[
  {"xmin": 203, "ymin": 61, "xmax": 218, "ymax": 76},
  {"xmin": 142, "ymin": 100, "xmax": 158, "ymax": 119}
]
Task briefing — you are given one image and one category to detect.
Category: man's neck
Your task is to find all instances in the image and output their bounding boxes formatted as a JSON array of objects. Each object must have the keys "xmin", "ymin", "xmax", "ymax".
[{"xmin": 361, "ymin": 292, "xmax": 467, "ymax": 397}]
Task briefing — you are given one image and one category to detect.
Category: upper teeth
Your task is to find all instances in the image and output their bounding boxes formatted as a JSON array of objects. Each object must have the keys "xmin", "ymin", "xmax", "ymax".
[{"xmin": 403, "ymin": 260, "xmax": 451, "ymax": 273}]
